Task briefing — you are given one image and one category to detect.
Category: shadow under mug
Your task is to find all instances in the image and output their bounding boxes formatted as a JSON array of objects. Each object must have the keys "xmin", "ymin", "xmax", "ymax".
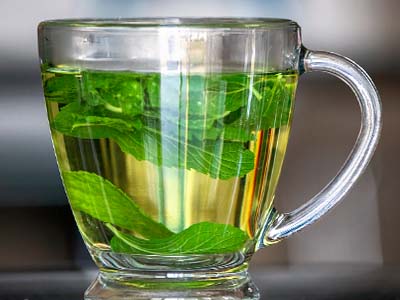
[{"xmin": 38, "ymin": 18, "xmax": 381, "ymax": 300}]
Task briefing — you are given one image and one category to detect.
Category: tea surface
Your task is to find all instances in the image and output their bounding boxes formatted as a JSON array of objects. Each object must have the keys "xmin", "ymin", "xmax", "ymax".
[{"xmin": 42, "ymin": 66, "xmax": 297, "ymax": 255}]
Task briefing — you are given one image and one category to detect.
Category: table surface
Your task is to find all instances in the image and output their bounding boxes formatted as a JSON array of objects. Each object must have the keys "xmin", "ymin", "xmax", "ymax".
[{"xmin": 0, "ymin": 265, "xmax": 399, "ymax": 299}]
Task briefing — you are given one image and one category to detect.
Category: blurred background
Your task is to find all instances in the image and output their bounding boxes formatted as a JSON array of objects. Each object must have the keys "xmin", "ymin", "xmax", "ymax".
[{"xmin": 0, "ymin": 0, "xmax": 399, "ymax": 287}]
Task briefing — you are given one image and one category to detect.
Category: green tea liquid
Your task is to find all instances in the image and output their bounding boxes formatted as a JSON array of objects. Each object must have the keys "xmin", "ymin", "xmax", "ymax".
[{"xmin": 42, "ymin": 66, "xmax": 297, "ymax": 255}]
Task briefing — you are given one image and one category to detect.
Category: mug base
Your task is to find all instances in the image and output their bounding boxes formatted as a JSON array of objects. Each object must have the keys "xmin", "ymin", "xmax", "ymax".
[{"xmin": 84, "ymin": 270, "xmax": 260, "ymax": 300}]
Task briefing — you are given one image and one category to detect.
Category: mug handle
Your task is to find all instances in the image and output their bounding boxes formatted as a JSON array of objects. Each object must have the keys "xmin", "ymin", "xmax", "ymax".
[{"xmin": 264, "ymin": 47, "xmax": 382, "ymax": 243}]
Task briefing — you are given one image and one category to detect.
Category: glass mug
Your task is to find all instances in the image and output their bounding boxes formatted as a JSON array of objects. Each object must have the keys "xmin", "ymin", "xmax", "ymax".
[{"xmin": 38, "ymin": 18, "xmax": 381, "ymax": 299}]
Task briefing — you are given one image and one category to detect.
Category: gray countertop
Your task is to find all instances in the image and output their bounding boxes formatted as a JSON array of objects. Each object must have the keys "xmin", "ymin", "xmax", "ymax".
[{"xmin": 0, "ymin": 265, "xmax": 399, "ymax": 299}]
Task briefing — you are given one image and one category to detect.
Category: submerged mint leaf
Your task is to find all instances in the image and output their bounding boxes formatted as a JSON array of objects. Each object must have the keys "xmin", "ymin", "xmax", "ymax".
[
  {"xmin": 53, "ymin": 105, "xmax": 254, "ymax": 179},
  {"xmin": 207, "ymin": 74, "xmax": 250, "ymax": 113},
  {"xmin": 141, "ymin": 109, "xmax": 216, "ymax": 131},
  {"xmin": 82, "ymin": 71, "xmax": 144, "ymax": 116},
  {"xmin": 258, "ymin": 74, "xmax": 294, "ymax": 128},
  {"xmin": 115, "ymin": 127, "xmax": 254, "ymax": 179},
  {"xmin": 220, "ymin": 126, "xmax": 257, "ymax": 142},
  {"xmin": 187, "ymin": 76, "xmax": 229, "ymax": 118},
  {"xmin": 223, "ymin": 74, "xmax": 293, "ymax": 132},
  {"xmin": 52, "ymin": 103, "xmax": 141, "ymax": 139},
  {"xmin": 107, "ymin": 222, "xmax": 249, "ymax": 255},
  {"xmin": 62, "ymin": 171, "xmax": 174, "ymax": 239},
  {"xmin": 43, "ymin": 73, "xmax": 80, "ymax": 103},
  {"xmin": 184, "ymin": 138, "xmax": 254, "ymax": 179},
  {"xmin": 46, "ymin": 69, "xmax": 297, "ymax": 179},
  {"xmin": 145, "ymin": 74, "xmax": 161, "ymax": 108},
  {"xmin": 143, "ymin": 75, "xmax": 225, "ymax": 118}
]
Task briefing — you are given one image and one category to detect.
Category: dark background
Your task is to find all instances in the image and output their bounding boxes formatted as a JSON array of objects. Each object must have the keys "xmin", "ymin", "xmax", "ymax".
[{"xmin": 0, "ymin": 0, "xmax": 399, "ymax": 290}]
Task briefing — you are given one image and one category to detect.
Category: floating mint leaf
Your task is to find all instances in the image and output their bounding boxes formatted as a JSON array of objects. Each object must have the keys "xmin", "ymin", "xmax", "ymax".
[
  {"xmin": 145, "ymin": 75, "xmax": 228, "ymax": 119},
  {"xmin": 107, "ymin": 222, "xmax": 249, "ymax": 255},
  {"xmin": 223, "ymin": 74, "xmax": 293, "ymax": 132},
  {"xmin": 52, "ymin": 102, "xmax": 142, "ymax": 139},
  {"xmin": 47, "ymin": 70, "xmax": 296, "ymax": 179},
  {"xmin": 43, "ymin": 73, "xmax": 80, "ymax": 103},
  {"xmin": 114, "ymin": 128, "xmax": 254, "ymax": 179},
  {"xmin": 53, "ymin": 107, "xmax": 255, "ymax": 179},
  {"xmin": 62, "ymin": 171, "xmax": 174, "ymax": 239},
  {"xmin": 82, "ymin": 71, "xmax": 144, "ymax": 116}
]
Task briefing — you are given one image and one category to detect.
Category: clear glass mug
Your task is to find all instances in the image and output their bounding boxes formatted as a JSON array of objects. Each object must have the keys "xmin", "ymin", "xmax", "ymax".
[{"xmin": 38, "ymin": 18, "xmax": 381, "ymax": 300}]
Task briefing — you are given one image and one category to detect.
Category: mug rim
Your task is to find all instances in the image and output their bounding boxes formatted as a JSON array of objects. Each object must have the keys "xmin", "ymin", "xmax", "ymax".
[{"xmin": 39, "ymin": 17, "xmax": 299, "ymax": 30}]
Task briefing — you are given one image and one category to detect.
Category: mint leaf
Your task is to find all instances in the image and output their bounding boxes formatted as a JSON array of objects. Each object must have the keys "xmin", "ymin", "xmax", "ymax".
[
  {"xmin": 207, "ymin": 74, "xmax": 252, "ymax": 113},
  {"xmin": 43, "ymin": 73, "xmax": 80, "ymax": 103},
  {"xmin": 258, "ymin": 74, "xmax": 293, "ymax": 128},
  {"xmin": 112, "ymin": 128, "xmax": 254, "ymax": 180},
  {"xmin": 187, "ymin": 76, "xmax": 230, "ymax": 118},
  {"xmin": 62, "ymin": 170, "xmax": 250, "ymax": 254},
  {"xmin": 145, "ymin": 75, "xmax": 228, "ymax": 120},
  {"xmin": 184, "ymin": 138, "xmax": 254, "ymax": 179},
  {"xmin": 52, "ymin": 103, "xmax": 141, "ymax": 139},
  {"xmin": 145, "ymin": 74, "xmax": 161, "ymax": 108},
  {"xmin": 62, "ymin": 171, "xmax": 174, "ymax": 239},
  {"xmin": 187, "ymin": 74, "xmax": 293, "ymax": 142},
  {"xmin": 53, "ymin": 106, "xmax": 255, "ymax": 179},
  {"xmin": 141, "ymin": 109, "xmax": 216, "ymax": 131},
  {"xmin": 46, "ymin": 70, "xmax": 296, "ymax": 179},
  {"xmin": 223, "ymin": 74, "xmax": 293, "ymax": 132},
  {"xmin": 220, "ymin": 125, "xmax": 257, "ymax": 142},
  {"xmin": 107, "ymin": 222, "xmax": 248, "ymax": 255},
  {"xmin": 82, "ymin": 71, "xmax": 144, "ymax": 116}
]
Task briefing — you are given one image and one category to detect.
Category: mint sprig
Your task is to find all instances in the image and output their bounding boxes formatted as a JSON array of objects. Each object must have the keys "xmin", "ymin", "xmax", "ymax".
[
  {"xmin": 45, "ymin": 70, "xmax": 294, "ymax": 179},
  {"xmin": 63, "ymin": 170, "xmax": 249, "ymax": 254}
]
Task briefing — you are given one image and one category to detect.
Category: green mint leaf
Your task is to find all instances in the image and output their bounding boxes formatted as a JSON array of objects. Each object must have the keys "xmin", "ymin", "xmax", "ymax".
[
  {"xmin": 187, "ymin": 76, "xmax": 230, "ymax": 118},
  {"xmin": 46, "ymin": 70, "xmax": 297, "ymax": 179},
  {"xmin": 145, "ymin": 74, "xmax": 161, "ymax": 108},
  {"xmin": 220, "ymin": 126, "xmax": 257, "ymax": 142},
  {"xmin": 53, "ymin": 104, "xmax": 254, "ymax": 179},
  {"xmin": 62, "ymin": 171, "xmax": 174, "ymax": 239},
  {"xmin": 184, "ymin": 138, "xmax": 254, "ymax": 179},
  {"xmin": 223, "ymin": 74, "xmax": 293, "ymax": 131},
  {"xmin": 259, "ymin": 74, "xmax": 293, "ymax": 128},
  {"xmin": 81, "ymin": 71, "xmax": 144, "ymax": 116},
  {"xmin": 187, "ymin": 127, "xmax": 223, "ymax": 141},
  {"xmin": 52, "ymin": 103, "xmax": 141, "ymax": 139},
  {"xmin": 189, "ymin": 118, "xmax": 256, "ymax": 143},
  {"xmin": 43, "ymin": 73, "xmax": 80, "ymax": 103},
  {"xmin": 112, "ymin": 128, "xmax": 255, "ymax": 180},
  {"xmin": 107, "ymin": 222, "xmax": 248, "ymax": 255},
  {"xmin": 141, "ymin": 109, "xmax": 216, "ymax": 131},
  {"xmin": 185, "ymin": 74, "xmax": 293, "ymax": 142},
  {"xmin": 144, "ymin": 75, "xmax": 228, "ymax": 120},
  {"xmin": 207, "ymin": 74, "xmax": 252, "ymax": 113}
]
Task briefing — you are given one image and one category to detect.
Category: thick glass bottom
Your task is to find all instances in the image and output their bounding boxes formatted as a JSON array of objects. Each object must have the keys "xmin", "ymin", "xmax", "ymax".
[{"xmin": 84, "ymin": 269, "xmax": 260, "ymax": 300}]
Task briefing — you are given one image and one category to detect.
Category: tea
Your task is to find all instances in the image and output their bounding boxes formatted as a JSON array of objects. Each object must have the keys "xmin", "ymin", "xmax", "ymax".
[{"xmin": 42, "ymin": 66, "xmax": 297, "ymax": 256}]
